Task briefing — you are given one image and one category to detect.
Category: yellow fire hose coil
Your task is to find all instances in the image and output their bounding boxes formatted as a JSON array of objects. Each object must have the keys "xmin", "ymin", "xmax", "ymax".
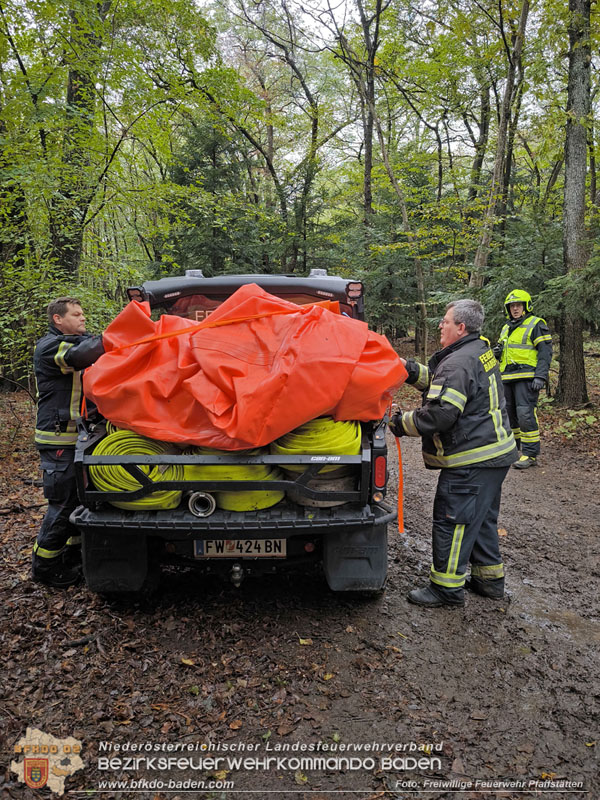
[
  {"xmin": 90, "ymin": 430, "xmax": 183, "ymax": 510},
  {"xmin": 185, "ymin": 448, "xmax": 284, "ymax": 511},
  {"xmin": 271, "ymin": 418, "xmax": 361, "ymax": 473}
]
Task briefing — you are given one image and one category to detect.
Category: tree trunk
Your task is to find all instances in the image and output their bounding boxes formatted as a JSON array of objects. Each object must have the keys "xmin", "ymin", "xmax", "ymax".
[
  {"xmin": 48, "ymin": 1, "xmax": 112, "ymax": 275},
  {"xmin": 469, "ymin": 0, "xmax": 529, "ymax": 288},
  {"xmin": 467, "ymin": 83, "xmax": 491, "ymax": 203},
  {"xmin": 363, "ymin": 102, "xmax": 374, "ymax": 233},
  {"xmin": 495, "ymin": 71, "xmax": 524, "ymax": 251},
  {"xmin": 557, "ymin": 316, "xmax": 587, "ymax": 404},
  {"xmin": 557, "ymin": 0, "xmax": 590, "ymax": 405},
  {"xmin": 368, "ymin": 81, "xmax": 428, "ymax": 360}
]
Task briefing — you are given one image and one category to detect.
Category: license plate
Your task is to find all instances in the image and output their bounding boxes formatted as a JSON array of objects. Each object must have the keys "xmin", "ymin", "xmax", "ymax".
[{"xmin": 194, "ymin": 539, "xmax": 286, "ymax": 558}]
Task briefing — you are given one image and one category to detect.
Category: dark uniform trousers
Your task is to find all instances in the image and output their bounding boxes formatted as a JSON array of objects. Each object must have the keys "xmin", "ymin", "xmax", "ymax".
[
  {"xmin": 430, "ymin": 465, "xmax": 509, "ymax": 602},
  {"xmin": 36, "ymin": 449, "xmax": 80, "ymax": 558},
  {"xmin": 502, "ymin": 380, "xmax": 540, "ymax": 457}
]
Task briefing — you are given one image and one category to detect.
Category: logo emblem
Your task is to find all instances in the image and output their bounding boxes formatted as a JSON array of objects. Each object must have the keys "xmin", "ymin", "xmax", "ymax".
[
  {"xmin": 24, "ymin": 758, "xmax": 49, "ymax": 789},
  {"xmin": 12, "ymin": 727, "xmax": 84, "ymax": 794}
]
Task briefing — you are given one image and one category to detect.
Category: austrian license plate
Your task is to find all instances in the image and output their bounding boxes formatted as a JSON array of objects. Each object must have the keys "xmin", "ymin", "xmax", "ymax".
[{"xmin": 194, "ymin": 539, "xmax": 286, "ymax": 558}]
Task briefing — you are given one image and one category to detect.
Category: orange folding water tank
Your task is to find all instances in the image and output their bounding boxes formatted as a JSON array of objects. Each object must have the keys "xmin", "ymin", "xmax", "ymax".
[{"xmin": 84, "ymin": 284, "xmax": 407, "ymax": 449}]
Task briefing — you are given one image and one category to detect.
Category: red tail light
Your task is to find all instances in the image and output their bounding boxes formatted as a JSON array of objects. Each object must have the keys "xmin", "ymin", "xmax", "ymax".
[
  {"xmin": 346, "ymin": 281, "xmax": 363, "ymax": 299},
  {"xmin": 127, "ymin": 288, "xmax": 144, "ymax": 302},
  {"xmin": 374, "ymin": 455, "xmax": 386, "ymax": 488}
]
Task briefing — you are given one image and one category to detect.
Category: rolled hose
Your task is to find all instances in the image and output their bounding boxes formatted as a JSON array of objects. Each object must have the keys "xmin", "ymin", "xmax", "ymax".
[
  {"xmin": 271, "ymin": 418, "xmax": 361, "ymax": 473},
  {"xmin": 184, "ymin": 448, "xmax": 284, "ymax": 511},
  {"xmin": 90, "ymin": 430, "xmax": 183, "ymax": 510}
]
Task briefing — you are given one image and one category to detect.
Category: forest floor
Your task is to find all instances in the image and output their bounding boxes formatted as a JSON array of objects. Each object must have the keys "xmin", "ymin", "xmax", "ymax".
[{"xmin": 0, "ymin": 341, "xmax": 599, "ymax": 800}]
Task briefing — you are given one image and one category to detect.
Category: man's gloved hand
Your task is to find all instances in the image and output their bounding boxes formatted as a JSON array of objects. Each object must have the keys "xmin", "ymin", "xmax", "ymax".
[
  {"xmin": 531, "ymin": 377, "xmax": 545, "ymax": 392},
  {"xmin": 388, "ymin": 412, "xmax": 405, "ymax": 437},
  {"xmin": 492, "ymin": 342, "xmax": 503, "ymax": 359}
]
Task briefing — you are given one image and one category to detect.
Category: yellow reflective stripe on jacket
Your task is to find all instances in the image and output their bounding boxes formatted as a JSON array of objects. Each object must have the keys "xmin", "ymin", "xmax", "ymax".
[
  {"xmin": 533, "ymin": 334, "xmax": 552, "ymax": 346},
  {"xmin": 413, "ymin": 362, "xmax": 430, "ymax": 391},
  {"xmin": 508, "ymin": 342, "xmax": 535, "ymax": 351},
  {"xmin": 69, "ymin": 373, "xmax": 82, "ymax": 424},
  {"xmin": 35, "ymin": 428, "xmax": 79, "ymax": 445},
  {"xmin": 422, "ymin": 433, "xmax": 516, "ymax": 468},
  {"xmin": 432, "ymin": 433, "xmax": 444, "ymax": 460},
  {"xmin": 55, "ymin": 341, "xmax": 75, "ymax": 374},
  {"xmin": 471, "ymin": 563, "xmax": 504, "ymax": 579},
  {"xmin": 488, "ymin": 374, "xmax": 509, "ymax": 442},
  {"xmin": 501, "ymin": 370, "xmax": 536, "ymax": 381},
  {"xmin": 401, "ymin": 411, "xmax": 419, "ymax": 437},
  {"xmin": 426, "ymin": 383, "xmax": 443, "ymax": 400},
  {"xmin": 440, "ymin": 387, "xmax": 467, "ymax": 412}
]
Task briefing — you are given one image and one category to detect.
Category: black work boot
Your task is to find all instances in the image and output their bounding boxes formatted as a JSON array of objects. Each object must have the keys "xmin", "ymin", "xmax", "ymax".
[
  {"xmin": 407, "ymin": 585, "xmax": 464, "ymax": 608},
  {"xmin": 32, "ymin": 553, "xmax": 82, "ymax": 588},
  {"xmin": 465, "ymin": 576, "xmax": 504, "ymax": 599},
  {"xmin": 512, "ymin": 455, "xmax": 537, "ymax": 470}
]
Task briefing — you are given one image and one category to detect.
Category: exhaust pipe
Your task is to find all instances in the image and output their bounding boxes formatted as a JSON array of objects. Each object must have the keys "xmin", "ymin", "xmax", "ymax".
[{"xmin": 186, "ymin": 491, "xmax": 217, "ymax": 517}]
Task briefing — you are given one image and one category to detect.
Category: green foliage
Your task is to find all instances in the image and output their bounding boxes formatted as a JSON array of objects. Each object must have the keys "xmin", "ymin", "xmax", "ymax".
[
  {"xmin": 0, "ymin": 0, "xmax": 597, "ymax": 403},
  {"xmin": 0, "ymin": 254, "xmax": 126, "ymax": 385},
  {"xmin": 544, "ymin": 403, "xmax": 600, "ymax": 439}
]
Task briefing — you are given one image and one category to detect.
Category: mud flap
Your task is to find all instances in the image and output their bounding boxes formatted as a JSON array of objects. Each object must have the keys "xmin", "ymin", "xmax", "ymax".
[
  {"xmin": 82, "ymin": 529, "xmax": 150, "ymax": 594},
  {"xmin": 323, "ymin": 524, "xmax": 388, "ymax": 592}
]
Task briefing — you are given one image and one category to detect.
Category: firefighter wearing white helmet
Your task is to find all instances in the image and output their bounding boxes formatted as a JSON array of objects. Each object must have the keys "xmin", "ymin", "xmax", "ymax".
[{"xmin": 493, "ymin": 290, "xmax": 553, "ymax": 469}]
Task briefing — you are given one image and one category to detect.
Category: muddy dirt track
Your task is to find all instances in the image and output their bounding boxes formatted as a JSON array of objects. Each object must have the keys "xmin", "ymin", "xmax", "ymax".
[{"xmin": 1, "ymin": 397, "xmax": 599, "ymax": 800}]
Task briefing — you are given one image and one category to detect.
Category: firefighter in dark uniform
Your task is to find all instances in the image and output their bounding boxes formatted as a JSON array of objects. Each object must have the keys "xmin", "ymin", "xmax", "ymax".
[
  {"xmin": 32, "ymin": 297, "xmax": 105, "ymax": 587},
  {"xmin": 494, "ymin": 290, "xmax": 552, "ymax": 469},
  {"xmin": 390, "ymin": 300, "xmax": 518, "ymax": 608}
]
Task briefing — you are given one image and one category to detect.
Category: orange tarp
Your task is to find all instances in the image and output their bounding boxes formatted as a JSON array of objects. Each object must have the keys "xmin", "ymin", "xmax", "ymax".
[{"xmin": 84, "ymin": 284, "xmax": 407, "ymax": 450}]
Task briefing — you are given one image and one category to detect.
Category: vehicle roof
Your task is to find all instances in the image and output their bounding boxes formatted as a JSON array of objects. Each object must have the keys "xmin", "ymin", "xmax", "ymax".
[{"xmin": 135, "ymin": 273, "xmax": 360, "ymax": 306}]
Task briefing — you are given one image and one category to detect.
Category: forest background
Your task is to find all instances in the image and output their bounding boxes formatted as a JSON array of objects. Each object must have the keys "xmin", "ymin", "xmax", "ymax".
[{"xmin": 1, "ymin": 0, "xmax": 597, "ymax": 410}]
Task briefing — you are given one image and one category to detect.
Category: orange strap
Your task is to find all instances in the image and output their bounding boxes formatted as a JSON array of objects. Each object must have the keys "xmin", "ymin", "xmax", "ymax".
[
  {"xmin": 395, "ymin": 435, "xmax": 404, "ymax": 533},
  {"xmin": 112, "ymin": 300, "xmax": 339, "ymax": 352}
]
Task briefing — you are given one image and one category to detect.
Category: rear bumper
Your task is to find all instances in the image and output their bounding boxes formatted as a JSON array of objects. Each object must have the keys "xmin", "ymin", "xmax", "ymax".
[{"xmin": 70, "ymin": 501, "xmax": 397, "ymax": 538}]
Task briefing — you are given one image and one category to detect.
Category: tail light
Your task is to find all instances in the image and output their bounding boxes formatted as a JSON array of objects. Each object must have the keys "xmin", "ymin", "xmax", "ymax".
[
  {"xmin": 127, "ymin": 287, "xmax": 145, "ymax": 303},
  {"xmin": 374, "ymin": 455, "xmax": 387, "ymax": 489},
  {"xmin": 346, "ymin": 281, "xmax": 363, "ymax": 299}
]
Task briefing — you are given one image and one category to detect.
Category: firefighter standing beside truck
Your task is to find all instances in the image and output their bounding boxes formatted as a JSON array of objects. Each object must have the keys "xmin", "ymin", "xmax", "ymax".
[
  {"xmin": 32, "ymin": 298, "xmax": 105, "ymax": 588},
  {"xmin": 389, "ymin": 300, "xmax": 518, "ymax": 608},
  {"xmin": 493, "ymin": 290, "xmax": 553, "ymax": 470}
]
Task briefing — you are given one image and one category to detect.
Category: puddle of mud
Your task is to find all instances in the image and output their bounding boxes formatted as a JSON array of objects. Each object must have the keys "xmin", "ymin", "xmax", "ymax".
[{"xmin": 508, "ymin": 582, "xmax": 600, "ymax": 645}]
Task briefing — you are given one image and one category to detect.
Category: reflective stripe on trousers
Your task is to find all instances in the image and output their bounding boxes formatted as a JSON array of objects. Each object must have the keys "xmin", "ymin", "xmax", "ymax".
[
  {"xmin": 36, "ymin": 449, "xmax": 80, "ymax": 556},
  {"xmin": 502, "ymin": 380, "xmax": 541, "ymax": 457},
  {"xmin": 429, "ymin": 465, "xmax": 509, "ymax": 601}
]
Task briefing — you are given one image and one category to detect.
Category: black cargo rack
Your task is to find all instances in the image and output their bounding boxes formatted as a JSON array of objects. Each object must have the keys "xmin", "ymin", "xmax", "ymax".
[{"xmin": 73, "ymin": 422, "xmax": 377, "ymax": 508}]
